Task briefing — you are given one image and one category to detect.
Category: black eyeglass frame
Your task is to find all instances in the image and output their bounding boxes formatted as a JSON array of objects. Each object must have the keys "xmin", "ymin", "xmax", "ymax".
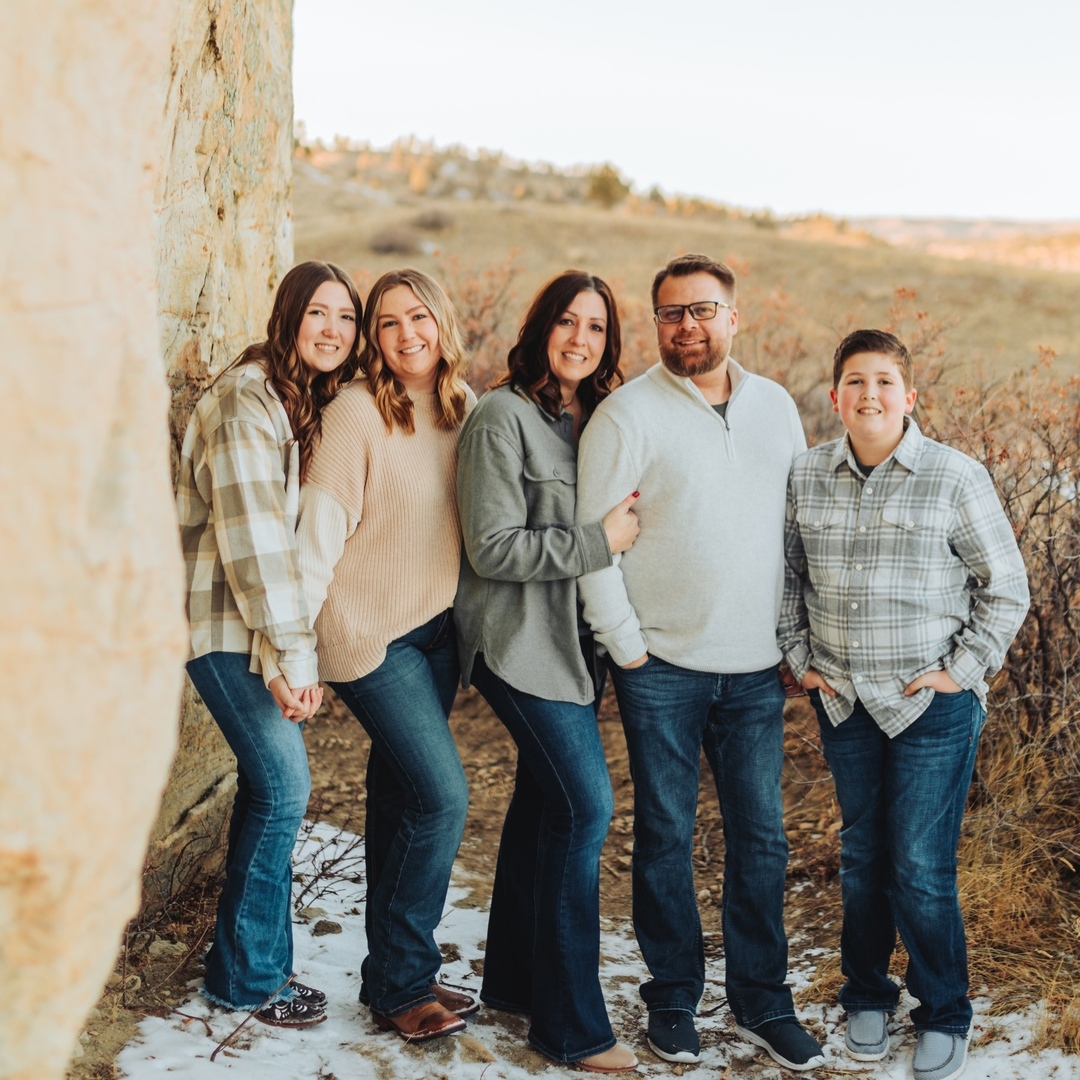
[{"xmin": 653, "ymin": 301, "xmax": 733, "ymax": 324}]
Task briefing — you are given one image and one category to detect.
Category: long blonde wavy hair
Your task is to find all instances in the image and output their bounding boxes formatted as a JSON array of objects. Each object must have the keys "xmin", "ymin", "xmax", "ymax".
[{"xmin": 359, "ymin": 268, "xmax": 470, "ymax": 433}]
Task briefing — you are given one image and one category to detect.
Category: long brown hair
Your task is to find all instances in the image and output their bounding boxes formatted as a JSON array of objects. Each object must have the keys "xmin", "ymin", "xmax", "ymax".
[
  {"xmin": 359, "ymin": 268, "xmax": 470, "ymax": 433},
  {"xmin": 229, "ymin": 261, "xmax": 362, "ymax": 479},
  {"xmin": 495, "ymin": 270, "xmax": 623, "ymax": 418}
]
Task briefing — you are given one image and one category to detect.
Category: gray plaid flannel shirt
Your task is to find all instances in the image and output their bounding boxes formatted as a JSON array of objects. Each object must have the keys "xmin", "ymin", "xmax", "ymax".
[
  {"xmin": 177, "ymin": 364, "xmax": 319, "ymax": 688},
  {"xmin": 778, "ymin": 420, "xmax": 1029, "ymax": 736}
]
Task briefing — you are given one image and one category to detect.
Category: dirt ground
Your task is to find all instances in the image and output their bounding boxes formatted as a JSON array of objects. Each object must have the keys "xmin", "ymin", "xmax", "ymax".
[{"xmin": 67, "ymin": 684, "xmax": 845, "ymax": 1078}]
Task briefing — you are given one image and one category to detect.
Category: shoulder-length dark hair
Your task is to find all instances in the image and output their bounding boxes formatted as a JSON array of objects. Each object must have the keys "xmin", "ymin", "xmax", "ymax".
[
  {"xmin": 359, "ymin": 267, "xmax": 470, "ymax": 434},
  {"xmin": 226, "ymin": 260, "xmax": 362, "ymax": 480},
  {"xmin": 495, "ymin": 270, "xmax": 623, "ymax": 417}
]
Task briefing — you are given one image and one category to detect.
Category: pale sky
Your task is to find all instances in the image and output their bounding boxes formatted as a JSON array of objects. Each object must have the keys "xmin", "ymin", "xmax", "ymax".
[{"xmin": 293, "ymin": 0, "xmax": 1078, "ymax": 221}]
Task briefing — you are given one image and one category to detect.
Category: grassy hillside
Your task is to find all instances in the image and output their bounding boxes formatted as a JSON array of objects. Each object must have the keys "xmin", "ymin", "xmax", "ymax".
[{"xmin": 294, "ymin": 155, "xmax": 1080, "ymax": 379}]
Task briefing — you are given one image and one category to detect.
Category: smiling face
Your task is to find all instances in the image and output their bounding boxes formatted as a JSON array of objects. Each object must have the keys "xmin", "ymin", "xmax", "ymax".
[
  {"xmin": 375, "ymin": 284, "xmax": 443, "ymax": 392},
  {"xmin": 831, "ymin": 351, "xmax": 917, "ymax": 464},
  {"xmin": 546, "ymin": 289, "xmax": 609, "ymax": 403},
  {"xmin": 655, "ymin": 271, "xmax": 738, "ymax": 379},
  {"xmin": 295, "ymin": 280, "xmax": 359, "ymax": 375}
]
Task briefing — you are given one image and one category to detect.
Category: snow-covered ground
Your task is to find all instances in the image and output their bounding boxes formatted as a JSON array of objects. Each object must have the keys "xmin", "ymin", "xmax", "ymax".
[{"xmin": 116, "ymin": 826, "xmax": 1077, "ymax": 1078}]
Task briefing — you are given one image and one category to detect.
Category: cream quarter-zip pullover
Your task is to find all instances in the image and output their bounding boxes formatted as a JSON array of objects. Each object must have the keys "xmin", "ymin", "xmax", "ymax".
[{"xmin": 576, "ymin": 360, "xmax": 806, "ymax": 672}]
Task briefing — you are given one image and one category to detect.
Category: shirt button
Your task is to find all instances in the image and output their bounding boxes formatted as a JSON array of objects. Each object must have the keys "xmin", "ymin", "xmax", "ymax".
[
  {"xmin": 866, "ymin": 487, "xmax": 874, "ymax": 494},
  {"xmin": 852, "ymin": 641, "xmax": 860, "ymax": 648},
  {"xmin": 856, "ymin": 675, "xmax": 864, "ymax": 683},
  {"xmin": 813, "ymin": 520, "xmax": 821, "ymax": 527},
  {"xmin": 907, "ymin": 520, "xmax": 915, "ymax": 528},
  {"xmin": 851, "ymin": 602, "xmax": 859, "ymax": 610},
  {"xmin": 858, "ymin": 526, "xmax": 867, "ymax": 533},
  {"xmin": 854, "ymin": 563, "xmax": 863, "ymax": 570}
]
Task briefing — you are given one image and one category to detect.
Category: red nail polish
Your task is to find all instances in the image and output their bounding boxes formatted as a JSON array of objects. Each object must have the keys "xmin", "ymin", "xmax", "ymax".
[{"xmin": 632, "ymin": 491, "xmax": 640, "ymax": 498}]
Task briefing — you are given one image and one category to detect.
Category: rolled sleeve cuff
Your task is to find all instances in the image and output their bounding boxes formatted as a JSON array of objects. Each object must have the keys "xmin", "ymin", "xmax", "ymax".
[
  {"xmin": 259, "ymin": 636, "xmax": 319, "ymax": 690},
  {"xmin": 944, "ymin": 644, "xmax": 986, "ymax": 691},
  {"xmin": 783, "ymin": 640, "xmax": 812, "ymax": 682},
  {"xmin": 577, "ymin": 521, "xmax": 613, "ymax": 575}
]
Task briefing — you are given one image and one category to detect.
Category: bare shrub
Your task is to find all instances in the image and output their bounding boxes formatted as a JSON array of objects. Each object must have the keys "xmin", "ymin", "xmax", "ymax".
[
  {"xmin": 410, "ymin": 208, "xmax": 456, "ymax": 232},
  {"xmin": 958, "ymin": 375, "xmax": 1080, "ymax": 1049},
  {"xmin": 586, "ymin": 163, "xmax": 630, "ymax": 209},
  {"xmin": 368, "ymin": 225, "xmax": 421, "ymax": 255},
  {"xmin": 436, "ymin": 249, "xmax": 523, "ymax": 390}
]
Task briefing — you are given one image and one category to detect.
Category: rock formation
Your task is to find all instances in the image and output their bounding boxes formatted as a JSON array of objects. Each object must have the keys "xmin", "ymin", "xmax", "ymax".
[
  {"xmin": 0, "ymin": 1, "xmax": 293, "ymax": 1076},
  {"xmin": 150, "ymin": 0, "xmax": 294, "ymax": 906}
]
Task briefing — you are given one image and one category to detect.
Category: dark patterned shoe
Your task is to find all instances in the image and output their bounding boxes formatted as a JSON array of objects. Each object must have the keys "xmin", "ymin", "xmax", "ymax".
[
  {"xmin": 290, "ymin": 981, "xmax": 327, "ymax": 1009},
  {"xmin": 253, "ymin": 998, "xmax": 326, "ymax": 1028}
]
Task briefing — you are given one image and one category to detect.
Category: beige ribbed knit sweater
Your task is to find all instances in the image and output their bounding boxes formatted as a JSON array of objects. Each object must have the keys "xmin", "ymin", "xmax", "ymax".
[{"xmin": 293, "ymin": 378, "xmax": 474, "ymax": 683}]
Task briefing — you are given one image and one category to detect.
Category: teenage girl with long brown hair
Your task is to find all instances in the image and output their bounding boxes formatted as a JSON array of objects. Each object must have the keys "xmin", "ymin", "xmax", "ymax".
[{"xmin": 177, "ymin": 260, "xmax": 361, "ymax": 1027}]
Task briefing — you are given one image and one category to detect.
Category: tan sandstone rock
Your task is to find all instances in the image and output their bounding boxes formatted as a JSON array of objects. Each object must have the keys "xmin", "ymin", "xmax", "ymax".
[
  {"xmin": 0, "ymin": 1, "xmax": 294, "ymax": 1076},
  {"xmin": 0, "ymin": 5, "xmax": 185, "ymax": 1077},
  {"xmin": 148, "ymin": 0, "xmax": 296, "ymax": 907}
]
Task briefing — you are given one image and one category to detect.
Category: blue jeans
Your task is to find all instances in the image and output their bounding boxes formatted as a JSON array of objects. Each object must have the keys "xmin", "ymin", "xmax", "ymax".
[
  {"xmin": 610, "ymin": 657, "xmax": 793, "ymax": 1027},
  {"xmin": 186, "ymin": 652, "xmax": 311, "ymax": 1008},
  {"xmin": 811, "ymin": 689, "xmax": 986, "ymax": 1035},
  {"xmin": 471, "ymin": 652, "xmax": 616, "ymax": 1063},
  {"xmin": 328, "ymin": 609, "xmax": 467, "ymax": 1017}
]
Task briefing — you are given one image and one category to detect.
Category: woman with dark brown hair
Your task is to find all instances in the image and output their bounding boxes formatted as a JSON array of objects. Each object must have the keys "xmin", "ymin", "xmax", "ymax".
[
  {"xmin": 177, "ymin": 260, "xmax": 361, "ymax": 1027},
  {"xmin": 455, "ymin": 271, "xmax": 640, "ymax": 1071}
]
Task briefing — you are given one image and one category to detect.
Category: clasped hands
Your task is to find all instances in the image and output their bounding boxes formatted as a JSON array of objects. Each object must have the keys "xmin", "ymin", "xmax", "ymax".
[{"xmin": 268, "ymin": 674, "xmax": 324, "ymax": 722}]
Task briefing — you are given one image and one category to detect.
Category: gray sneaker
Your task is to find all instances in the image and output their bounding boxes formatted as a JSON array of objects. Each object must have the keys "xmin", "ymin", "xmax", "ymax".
[
  {"xmin": 913, "ymin": 1030, "xmax": 967, "ymax": 1080},
  {"xmin": 845, "ymin": 1010, "xmax": 889, "ymax": 1061}
]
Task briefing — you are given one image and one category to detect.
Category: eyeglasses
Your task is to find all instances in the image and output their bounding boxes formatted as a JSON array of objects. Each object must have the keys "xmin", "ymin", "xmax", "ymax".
[{"xmin": 654, "ymin": 301, "xmax": 731, "ymax": 324}]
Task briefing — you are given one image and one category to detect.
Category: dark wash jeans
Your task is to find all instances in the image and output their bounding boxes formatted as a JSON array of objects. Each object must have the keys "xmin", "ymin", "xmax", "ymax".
[
  {"xmin": 328, "ymin": 609, "xmax": 467, "ymax": 1017},
  {"xmin": 186, "ymin": 651, "xmax": 311, "ymax": 1008},
  {"xmin": 610, "ymin": 656, "xmax": 795, "ymax": 1028},
  {"xmin": 811, "ymin": 688, "xmax": 986, "ymax": 1034},
  {"xmin": 471, "ymin": 652, "xmax": 616, "ymax": 1063}
]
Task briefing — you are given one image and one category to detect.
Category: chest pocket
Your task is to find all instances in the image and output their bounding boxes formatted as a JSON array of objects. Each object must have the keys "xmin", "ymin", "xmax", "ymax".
[
  {"xmin": 522, "ymin": 453, "xmax": 577, "ymax": 528},
  {"xmin": 880, "ymin": 499, "xmax": 955, "ymax": 567},
  {"xmin": 795, "ymin": 506, "xmax": 846, "ymax": 563}
]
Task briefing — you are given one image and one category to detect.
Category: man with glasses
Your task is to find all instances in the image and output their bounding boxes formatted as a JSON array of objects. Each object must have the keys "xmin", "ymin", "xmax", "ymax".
[{"xmin": 576, "ymin": 254, "xmax": 823, "ymax": 1070}]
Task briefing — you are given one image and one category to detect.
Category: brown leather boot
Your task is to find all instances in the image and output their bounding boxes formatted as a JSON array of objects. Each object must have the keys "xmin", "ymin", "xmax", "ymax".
[
  {"xmin": 430, "ymin": 982, "xmax": 480, "ymax": 1017},
  {"xmin": 372, "ymin": 1000, "xmax": 466, "ymax": 1041}
]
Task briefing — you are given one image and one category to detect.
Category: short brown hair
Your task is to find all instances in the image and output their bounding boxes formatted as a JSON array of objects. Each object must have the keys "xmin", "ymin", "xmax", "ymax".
[
  {"xmin": 651, "ymin": 253, "xmax": 736, "ymax": 308},
  {"xmin": 832, "ymin": 329, "xmax": 913, "ymax": 389}
]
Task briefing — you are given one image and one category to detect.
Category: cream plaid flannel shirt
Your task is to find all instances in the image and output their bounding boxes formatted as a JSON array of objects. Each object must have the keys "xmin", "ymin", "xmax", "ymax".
[{"xmin": 177, "ymin": 363, "xmax": 319, "ymax": 688}]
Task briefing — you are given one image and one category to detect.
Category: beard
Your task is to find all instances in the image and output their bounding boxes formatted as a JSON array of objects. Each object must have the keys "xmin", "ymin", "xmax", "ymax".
[{"xmin": 659, "ymin": 336, "xmax": 728, "ymax": 378}]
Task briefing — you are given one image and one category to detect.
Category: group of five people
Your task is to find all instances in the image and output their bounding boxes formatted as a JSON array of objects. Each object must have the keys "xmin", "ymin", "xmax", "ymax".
[{"xmin": 177, "ymin": 252, "xmax": 1028, "ymax": 1080}]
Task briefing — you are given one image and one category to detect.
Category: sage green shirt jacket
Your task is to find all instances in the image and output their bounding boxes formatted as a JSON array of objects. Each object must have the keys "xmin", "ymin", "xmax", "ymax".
[{"xmin": 455, "ymin": 385, "xmax": 613, "ymax": 705}]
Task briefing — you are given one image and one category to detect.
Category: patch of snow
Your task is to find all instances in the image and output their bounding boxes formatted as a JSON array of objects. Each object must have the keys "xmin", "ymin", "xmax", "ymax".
[{"xmin": 116, "ymin": 826, "xmax": 1075, "ymax": 1078}]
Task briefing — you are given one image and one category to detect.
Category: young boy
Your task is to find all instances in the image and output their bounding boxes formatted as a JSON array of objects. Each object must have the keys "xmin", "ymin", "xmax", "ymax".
[{"xmin": 778, "ymin": 329, "xmax": 1029, "ymax": 1080}]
